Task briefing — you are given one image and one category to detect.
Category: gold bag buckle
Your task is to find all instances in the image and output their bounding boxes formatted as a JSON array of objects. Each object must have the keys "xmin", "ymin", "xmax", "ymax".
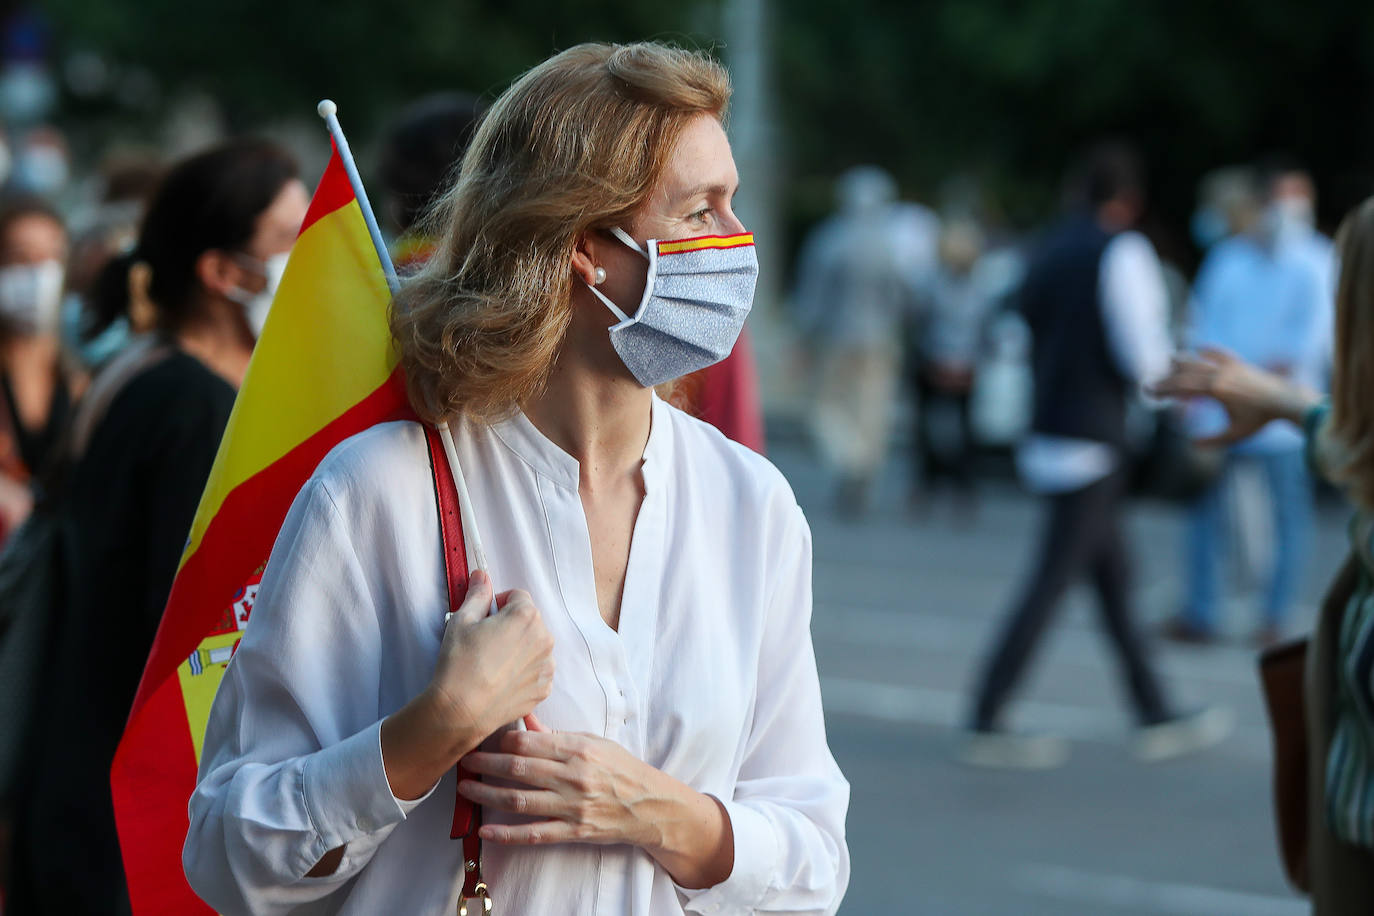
[{"xmin": 458, "ymin": 882, "xmax": 492, "ymax": 916}]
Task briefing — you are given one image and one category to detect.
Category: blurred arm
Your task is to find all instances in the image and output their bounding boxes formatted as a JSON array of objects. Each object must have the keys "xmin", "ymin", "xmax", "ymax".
[{"xmin": 1098, "ymin": 231, "xmax": 1172, "ymax": 387}]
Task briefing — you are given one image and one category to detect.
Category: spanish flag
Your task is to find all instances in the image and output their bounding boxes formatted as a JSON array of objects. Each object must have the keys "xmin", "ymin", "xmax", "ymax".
[{"xmin": 110, "ymin": 140, "xmax": 414, "ymax": 914}]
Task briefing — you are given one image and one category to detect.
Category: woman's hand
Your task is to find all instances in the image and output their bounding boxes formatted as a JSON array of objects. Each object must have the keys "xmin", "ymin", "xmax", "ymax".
[
  {"xmin": 457, "ymin": 715, "xmax": 734, "ymax": 889},
  {"xmin": 425, "ymin": 572, "xmax": 556, "ymax": 740},
  {"xmin": 1150, "ymin": 347, "xmax": 1322, "ymax": 447},
  {"xmin": 380, "ymin": 571, "xmax": 554, "ymax": 803}
]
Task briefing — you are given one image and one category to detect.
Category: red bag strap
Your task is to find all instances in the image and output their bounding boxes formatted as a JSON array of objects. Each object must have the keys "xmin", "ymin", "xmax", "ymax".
[{"xmin": 423, "ymin": 424, "xmax": 486, "ymax": 904}]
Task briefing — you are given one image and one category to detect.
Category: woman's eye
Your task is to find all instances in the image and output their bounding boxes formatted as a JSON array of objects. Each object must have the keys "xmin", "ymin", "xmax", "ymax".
[{"xmin": 690, "ymin": 208, "xmax": 713, "ymax": 224}]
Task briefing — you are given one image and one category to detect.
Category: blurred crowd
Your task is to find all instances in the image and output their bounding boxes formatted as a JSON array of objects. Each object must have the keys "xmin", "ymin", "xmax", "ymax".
[{"xmin": 792, "ymin": 148, "xmax": 1336, "ymax": 653}]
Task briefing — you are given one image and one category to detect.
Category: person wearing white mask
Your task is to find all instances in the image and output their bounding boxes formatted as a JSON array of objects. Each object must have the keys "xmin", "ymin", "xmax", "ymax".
[
  {"xmin": 184, "ymin": 42, "xmax": 850, "ymax": 916},
  {"xmin": 5, "ymin": 139, "xmax": 308, "ymax": 915},
  {"xmin": 1266, "ymin": 161, "xmax": 1338, "ymax": 384},
  {"xmin": 0, "ymin": 195, "xmax": 70, "ymax": 541}
]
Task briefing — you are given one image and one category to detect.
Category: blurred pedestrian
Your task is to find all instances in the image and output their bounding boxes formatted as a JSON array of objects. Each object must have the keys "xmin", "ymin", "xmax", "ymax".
[
  {"xmin": 5, "ymin": 138, "xmax": 307, "ymax": 915},
  {"xmin": 964, "ymin": 143, "xmax": 1229, "ymax": 767},
  {"xmin": 1163, "ymin": 166, "xmax": 1328, "ymax": 646},
  {"xmin": 909, "ymin": 219, "xmax": 995, "ymax": 520},
  {"xmin": 1267, "ymin": 160, "xmax": 1337, "ymax": 382},
  {"xmin": 794, "ymin": 165, "xmax": 935, "ymax": 516},
  {"xmin": 1152, "ymin": 194, "xmax": 1374, "ymax": 914},
  {"xmin": 0, "ymin": 195, "xmax": 70, "ymax": 543}
]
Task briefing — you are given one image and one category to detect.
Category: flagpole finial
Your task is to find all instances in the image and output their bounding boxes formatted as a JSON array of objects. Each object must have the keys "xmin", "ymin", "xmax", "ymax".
[{"xmin": 316, "ymin": 99, "xmax": 337, "ymax": 119}]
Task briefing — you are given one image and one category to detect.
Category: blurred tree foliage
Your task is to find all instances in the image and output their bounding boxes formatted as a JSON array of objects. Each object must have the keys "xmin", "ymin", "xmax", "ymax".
[
  {"xmin": 777, "ymin": 0, "xmax": 1374, "ymax": 263},
  {"xmin": 42, "ymin": 0, "xmax": 1374, "ymax": 265},
  {"xmin": 43, "ymin": 0, "xmax": 717, "ymax": 130}
]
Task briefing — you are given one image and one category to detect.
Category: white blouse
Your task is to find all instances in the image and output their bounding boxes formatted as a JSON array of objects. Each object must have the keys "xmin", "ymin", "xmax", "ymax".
[{"xmin": 184, "ymin": 396, "xmax": 850, "ymax": 915}]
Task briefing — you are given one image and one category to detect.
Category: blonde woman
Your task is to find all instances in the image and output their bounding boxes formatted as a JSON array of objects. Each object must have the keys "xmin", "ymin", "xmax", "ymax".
[
  {"xmin": 1154, "ymin": 196, "xmax": 1374, "ymax": 913},
  {"xmin": 185, "ymin": 42, "xmax": 850, "ymax": 915}
]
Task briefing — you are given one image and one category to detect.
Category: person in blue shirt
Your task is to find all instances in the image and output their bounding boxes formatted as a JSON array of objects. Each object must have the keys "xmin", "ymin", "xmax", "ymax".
[{"xmin": 1165, "ymin": 167, "xmax": 1329, "ymax": 645}]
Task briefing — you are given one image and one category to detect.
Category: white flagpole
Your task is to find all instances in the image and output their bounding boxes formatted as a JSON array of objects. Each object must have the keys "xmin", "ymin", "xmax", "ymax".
[
  {"xmin": 316, "ymin": 99, "xmax": 400, "ymax": 295},
  {"xmin": 316, "ymin": 99, "xmax": 499, "ymax": 619}
]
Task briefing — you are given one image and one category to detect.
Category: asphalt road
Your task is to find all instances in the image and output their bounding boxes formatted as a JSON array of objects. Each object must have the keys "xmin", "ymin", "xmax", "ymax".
[{"xmin": 770, "ymin": 442, "xmax": 1345, "ymax": 916}]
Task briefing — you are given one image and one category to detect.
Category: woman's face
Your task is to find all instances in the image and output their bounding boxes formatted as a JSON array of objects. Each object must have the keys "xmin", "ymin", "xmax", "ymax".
[
  {"xmin": 592, "ymin": 113, "xmax": 744, "ymax": 319},
  {"xmin": 0, "ymin": 213, "xmax": 66, "ymax": 268},
  {"xmin": 226, "ymin": 178, "xmax": 310, "ymax": 296}
]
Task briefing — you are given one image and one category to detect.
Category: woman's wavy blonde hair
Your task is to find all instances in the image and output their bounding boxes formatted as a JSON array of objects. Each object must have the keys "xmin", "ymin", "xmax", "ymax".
[
  {"xmin": 390, "ymin": 42, "xmax": 731, "ymax": 423},
  {"xmin": 1328, "ymin": 196, "xmax": 1374, "ymax": 509}
]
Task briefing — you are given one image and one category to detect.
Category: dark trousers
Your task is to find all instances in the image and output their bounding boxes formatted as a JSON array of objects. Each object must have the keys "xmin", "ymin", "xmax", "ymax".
[{"xmin": 971, "ymin": 468, "xmax": 1171, "ymax": 730}]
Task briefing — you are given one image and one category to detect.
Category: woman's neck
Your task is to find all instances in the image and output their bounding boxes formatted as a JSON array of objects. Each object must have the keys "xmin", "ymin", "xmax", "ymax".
[
  {"xmin": 523, "ymin": 349, "xmax": 652, "ymax": 489},
  {"xmin": 176, "ymin": 297, "xmax": 254, "ymax": 389},
  {"xmin": 3, "ymin": 332, "xmax": 59, "ymax": 371}
]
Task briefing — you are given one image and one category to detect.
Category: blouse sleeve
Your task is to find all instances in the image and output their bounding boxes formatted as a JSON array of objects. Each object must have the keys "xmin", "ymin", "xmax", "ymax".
[
  {"xmin": 678, "ymin": 503, "xmax": 851, "ymax": 915},
  {"xmin": 183, "ymin": 477, "xmax": 433, "ymax": 915}
]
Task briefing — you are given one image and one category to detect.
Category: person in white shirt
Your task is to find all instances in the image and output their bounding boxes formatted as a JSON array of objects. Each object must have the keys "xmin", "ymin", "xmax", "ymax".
[
  {"xmin": 183, "ymin": 41, "xmax": 850, "ymax": 916},
  {"xmin": 963, "ymin": 143, "xmax": 1230, "ymax": 769}
]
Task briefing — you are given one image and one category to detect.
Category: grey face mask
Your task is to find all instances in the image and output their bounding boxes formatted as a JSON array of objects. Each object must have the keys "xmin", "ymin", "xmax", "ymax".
[{"xmin": 586, "ymin": 227, "xmax": 758, "ymax": 387}]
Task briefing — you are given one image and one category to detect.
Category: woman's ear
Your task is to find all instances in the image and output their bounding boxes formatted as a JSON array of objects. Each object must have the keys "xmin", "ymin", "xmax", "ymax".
[
  {"xmin": 195, "ymin": 249, "xmax": 240, "ymax": 299},
  {"xmin": 570, "ymin": 233, "xmax": 600, "ymax": 287}
]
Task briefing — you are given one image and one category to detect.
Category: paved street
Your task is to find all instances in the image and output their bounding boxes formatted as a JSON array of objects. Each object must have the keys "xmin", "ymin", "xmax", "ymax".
[{"xmin": 770, "ymin": 441, "xmax": 1345, "ymax": 916}]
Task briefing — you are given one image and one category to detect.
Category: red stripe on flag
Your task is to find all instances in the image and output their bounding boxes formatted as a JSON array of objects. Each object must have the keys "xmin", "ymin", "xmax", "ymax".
[
  {"xmin": 111, "ymin": 676, "xmax": 213, "ymax": 914},
  {"xmin": 298, "ymin": 144, "xmax": 356, "ymax": 238}
]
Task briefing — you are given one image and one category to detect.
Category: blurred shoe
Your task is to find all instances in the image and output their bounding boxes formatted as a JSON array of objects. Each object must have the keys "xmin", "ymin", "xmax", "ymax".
[
  {"xmin": 1133, "ymin": 706, "xmax": 1234, "ymax": 762},
  {"xmin": 959, "ymin": 729, "xmax": 1069, "ymax": 770},
  {"xmin": 1158, "ymin": 616, "xmax": 1217, "ymax": 646}
]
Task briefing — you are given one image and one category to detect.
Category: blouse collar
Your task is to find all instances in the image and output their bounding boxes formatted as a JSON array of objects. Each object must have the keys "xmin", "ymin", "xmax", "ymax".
[{"xmin": 488, "ymin": 392, "xmax": 670, "ymax": 491}]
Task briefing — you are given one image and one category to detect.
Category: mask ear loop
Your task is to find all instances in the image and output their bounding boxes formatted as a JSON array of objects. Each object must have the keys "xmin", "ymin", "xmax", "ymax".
[
  {"xmin": 609, "ymin": 227, "xmax": 649, "ymax": 256},
  {"xmin": 586, "ymin": 282, "xmax": 631, "ymax": 323}
]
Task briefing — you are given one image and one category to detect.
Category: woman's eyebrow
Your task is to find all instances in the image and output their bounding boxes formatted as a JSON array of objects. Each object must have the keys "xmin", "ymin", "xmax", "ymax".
[{"xmin": 675, "ymin": 181, "xmax": 738, "ymax": 203}]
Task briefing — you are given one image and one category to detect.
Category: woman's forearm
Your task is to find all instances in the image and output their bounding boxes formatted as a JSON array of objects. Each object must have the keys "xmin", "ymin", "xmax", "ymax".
[{"xmin": 381, "ymin": 689, "xmax": 485, "ymax": 802}]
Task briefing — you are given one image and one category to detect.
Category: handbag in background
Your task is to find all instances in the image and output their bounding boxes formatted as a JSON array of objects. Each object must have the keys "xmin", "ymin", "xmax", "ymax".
[{"xmin": 1259, "ymin": 636, "xmax": 1312, "ymax": 892}]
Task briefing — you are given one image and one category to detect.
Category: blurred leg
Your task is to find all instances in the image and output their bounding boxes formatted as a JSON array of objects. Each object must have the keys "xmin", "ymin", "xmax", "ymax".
[
  {"xmin": 1184, "ymin": 462, "xmax": 1229, "ymax": 634},
  {"xmin": 953, "ymin": 390, "xmax": 976, "ymax": 495},
  {"xmin": 913, "ymin": 369, "xmax": 939, "ymax": 496},
  {"xmin": 1262, "ymin": 448, "xmax": 1312, "ymax": 629},
  {"xmin": 971, "ymin": 474, "xmax": 1114, "ymax": 730},
  {"xmin": 1089, "ymin": 480, "xmax": 1172, "ymax": 725}
]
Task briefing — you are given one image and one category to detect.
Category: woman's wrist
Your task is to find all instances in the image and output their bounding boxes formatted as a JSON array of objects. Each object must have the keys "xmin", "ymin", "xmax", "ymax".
[
  {"xmin": 381, "ymin": 690, "xmax": 485, "ymax": 801},
  {"xmin": 1272, "ymin": 382, "xmax": 1322, "ymax": 428},
  {"xmin": 639, "ymin": 774, "xmax": 734, "ymax": 889}
]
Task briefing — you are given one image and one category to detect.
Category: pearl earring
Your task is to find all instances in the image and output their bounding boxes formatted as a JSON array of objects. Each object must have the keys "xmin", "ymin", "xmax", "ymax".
[{"xmin": 593, "ymin": 266, "xmax": 607, "ymax": 285}]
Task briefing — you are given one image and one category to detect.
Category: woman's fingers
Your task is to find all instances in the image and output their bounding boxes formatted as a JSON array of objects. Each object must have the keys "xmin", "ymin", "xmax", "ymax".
[
  {"xmin": 457, "ymin": 780, "xmax": 565, "ymax": 817},
  {"xmin": 524, "ymin": 712, "xmax": 552, "ymax": 733},
  {"xmin": 461, "ymin": 750, "xmax": 565, "ymax": 786},
  {"xmin": 478, "ymin": 820, "xmax": 580, "ymax": 845},
  {"xmin": 450, "ymin": 570, "xmax": 493, "ymax": 626},
  {"xmin": 1195, "ymin": 345, "xmax": 1238, "ymax": 367}
]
